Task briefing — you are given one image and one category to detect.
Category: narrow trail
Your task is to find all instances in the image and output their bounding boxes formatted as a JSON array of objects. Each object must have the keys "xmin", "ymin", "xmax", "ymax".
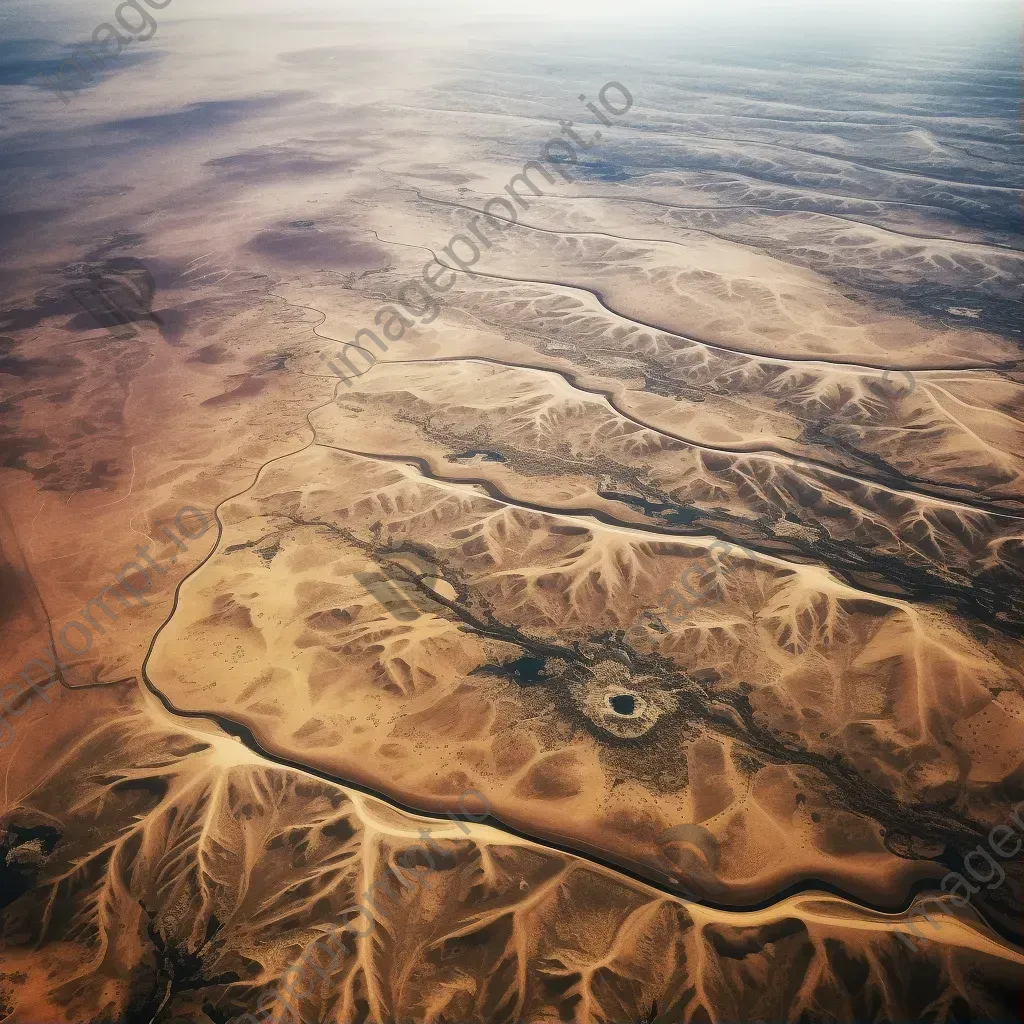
[
  {"xmin": 362, "ymin": 353, "xmax": 1024, "ymax": 518},
  {"xmin": 369, "ymin": 229, "xmax": 1023, "ymax": 376},
  {"xmin": 283, "ymin": 279, "xmax": 1024, "ymax": 518}
]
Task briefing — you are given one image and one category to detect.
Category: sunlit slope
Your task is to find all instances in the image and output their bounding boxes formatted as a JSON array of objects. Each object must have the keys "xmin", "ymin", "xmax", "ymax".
[
  {"xmin": 335, "ymin": 204, "xmax": 1024, "ymax": 505},
  {"xmin": 147, "ymin": 445, "xmax": 1024, "ymax": 922},
  {"xmin": 319, "ymin": 359, "xmax": 1024, "ymax": 626},
  {"xmin": 381, "ymin": 178, "xmax": 1022, "ymax": 367},
  {"xmin": 2, "ymin": 695, "xmax": 1021, "ymax": 1023}
]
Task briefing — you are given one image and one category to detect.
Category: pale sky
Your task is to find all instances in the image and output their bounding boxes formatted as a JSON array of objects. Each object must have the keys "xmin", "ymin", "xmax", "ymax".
[{"xmin": 2, "ymin": 0, "xmax": 1016, "ymax": 49}]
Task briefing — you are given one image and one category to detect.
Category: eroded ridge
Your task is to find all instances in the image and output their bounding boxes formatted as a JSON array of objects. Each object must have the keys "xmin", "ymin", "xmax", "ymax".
[
  {"xmin": 145, "ymin": 445, "xmax": 1024, "ymax": 941},
  {"xmin": 2, "ymin": 701, "xmax": 1021, "ymax": 1023}
]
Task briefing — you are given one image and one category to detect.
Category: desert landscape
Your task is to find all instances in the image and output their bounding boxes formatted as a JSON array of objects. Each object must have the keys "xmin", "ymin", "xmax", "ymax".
[{"xmin": 1, "ymin": 0, "xmax": 1022, "ymax": 1020}]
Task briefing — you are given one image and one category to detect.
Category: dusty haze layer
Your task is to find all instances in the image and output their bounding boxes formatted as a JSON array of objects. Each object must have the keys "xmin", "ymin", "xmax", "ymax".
[{"xmin": 1, "ymin": 1, "xmax": 1022, "ymax": 1021}]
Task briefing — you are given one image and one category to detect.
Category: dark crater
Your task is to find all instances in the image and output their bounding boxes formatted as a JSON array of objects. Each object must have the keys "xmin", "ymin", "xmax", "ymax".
[{"xmin": 609, "ymin": 692, "xmax": 636, "ymax": 715}]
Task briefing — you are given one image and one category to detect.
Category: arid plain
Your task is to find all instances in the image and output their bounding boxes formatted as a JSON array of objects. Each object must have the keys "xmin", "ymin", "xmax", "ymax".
[{"xmin": 1, "ymin": 1, "xmax": 1023, "ymax": 1021}]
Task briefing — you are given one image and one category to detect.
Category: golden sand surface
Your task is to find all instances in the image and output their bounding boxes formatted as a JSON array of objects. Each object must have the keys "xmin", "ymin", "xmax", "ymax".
[{"xmin": 1, "ymin": 2, "xmax": 1022, "ymax": 1020}]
